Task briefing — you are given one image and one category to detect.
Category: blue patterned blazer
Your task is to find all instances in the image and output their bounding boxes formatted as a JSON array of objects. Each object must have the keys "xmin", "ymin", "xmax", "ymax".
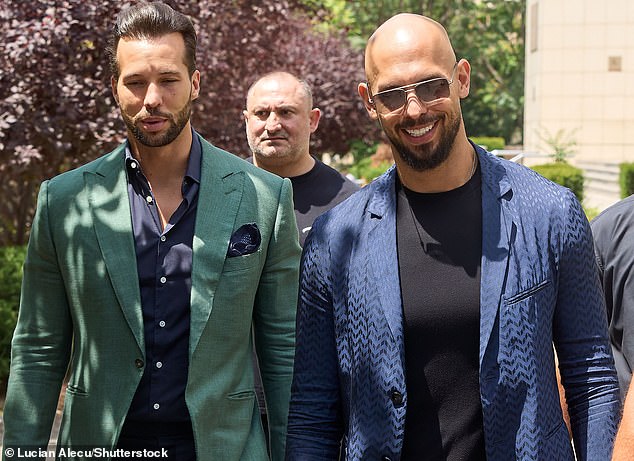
[{"xmin": 286, "ymin": 146, "xmax": 620, "ymax": 461}]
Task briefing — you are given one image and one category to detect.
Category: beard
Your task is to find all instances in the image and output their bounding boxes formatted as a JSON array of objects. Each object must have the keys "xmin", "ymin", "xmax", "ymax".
[
  {"xmin": 122, "ymin": 100, "xmax": 192, "ymax": 148},
  {"xmin": 382, "ymin": 111, "xmax": 461, "ymax": 172}
]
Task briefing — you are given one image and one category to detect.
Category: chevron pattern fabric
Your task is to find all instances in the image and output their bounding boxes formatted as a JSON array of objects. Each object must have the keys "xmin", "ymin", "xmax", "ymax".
[{"xmin": 286, "ymin": 147, "xmax": 620, "ymax": 461}]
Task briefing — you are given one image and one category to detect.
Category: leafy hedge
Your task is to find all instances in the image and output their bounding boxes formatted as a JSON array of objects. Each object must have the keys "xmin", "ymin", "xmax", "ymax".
[
  {"xmin": 619, "ymin": 162, "xmax": 634, "ymax": 198},
  {"xmin": 531, "ymin": 163, "xmax": 584, "ymax": 203},
  {"xmin": 471, "ymin": 136, "xmax": 506, "ymax": 151},
  {"xmin": 0, "ymin": 246, "xmax": 25, "ymax": 386},
  {"xmin": 348, "ymin": 156, "xmax": 392, "ymax": 184}
]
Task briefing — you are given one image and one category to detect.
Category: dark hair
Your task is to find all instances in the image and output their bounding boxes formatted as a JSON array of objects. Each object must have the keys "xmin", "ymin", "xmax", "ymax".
[{"xmin": 107, "ymin": 2, "xmax": 197, "ymax": 79}]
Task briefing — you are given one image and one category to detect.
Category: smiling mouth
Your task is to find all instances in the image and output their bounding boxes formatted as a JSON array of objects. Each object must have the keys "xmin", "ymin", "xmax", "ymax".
[{"xmin": 404, "ymin": 122, "xmax": 435, "ymax": 137}]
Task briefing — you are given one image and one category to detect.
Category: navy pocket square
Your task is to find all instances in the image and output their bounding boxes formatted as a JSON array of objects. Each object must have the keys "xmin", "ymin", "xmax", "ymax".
[{"xmin": 227, "ymin": 223, "xmax": 261, "ymax": 257}]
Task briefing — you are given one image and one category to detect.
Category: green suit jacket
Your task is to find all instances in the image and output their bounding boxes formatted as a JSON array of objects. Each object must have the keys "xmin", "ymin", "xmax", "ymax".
[{"xmin": 2, "ymin": 135, "xmax": 300, "ymax": 461}]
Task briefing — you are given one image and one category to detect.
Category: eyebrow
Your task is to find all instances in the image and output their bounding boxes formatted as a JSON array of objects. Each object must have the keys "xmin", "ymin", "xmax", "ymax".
[{"xmin": 122, "ymin": 70, "xmax": 182, "ymax": 80}]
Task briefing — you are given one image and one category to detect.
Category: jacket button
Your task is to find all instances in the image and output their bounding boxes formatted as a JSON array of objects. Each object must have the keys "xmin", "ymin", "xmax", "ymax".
[
  {"xmin": 135, "ymin": 359, "xmax": 144, "ymax": 368},
  {"xmin": 390, "ymin": 390, "xmax": 403, "ymax": 406}
]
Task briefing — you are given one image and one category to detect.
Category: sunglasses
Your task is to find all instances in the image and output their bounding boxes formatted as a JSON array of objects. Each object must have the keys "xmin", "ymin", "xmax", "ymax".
[{"xmin": 368, "ymin": 62, "xmax": 458, "ymax": 113}]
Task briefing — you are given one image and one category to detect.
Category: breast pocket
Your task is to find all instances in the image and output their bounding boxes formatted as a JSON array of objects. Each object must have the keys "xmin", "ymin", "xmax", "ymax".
[
  {"xmin": 222, "ymin": 249, "xmax": 262, "ymax": 273},
  {"xmin": 501, "ymin": 279, "xmax": 554, "ymax": 363}
]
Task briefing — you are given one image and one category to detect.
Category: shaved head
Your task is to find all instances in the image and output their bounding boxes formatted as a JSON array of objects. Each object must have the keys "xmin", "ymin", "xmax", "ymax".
[
  {"xmin": 358, "ymin": 13, "xmax": 473, "ymax": 189},
  {"xmin": 365, "ymin": 14, "xmax": 456, "ymax": 88}
]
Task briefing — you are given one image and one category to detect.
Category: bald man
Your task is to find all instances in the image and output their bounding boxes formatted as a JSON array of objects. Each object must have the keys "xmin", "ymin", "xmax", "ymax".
[
  {"xmin": 286, "ymin": 14, "xmax": 620, "ymax": 461},
  {"xmin": 244, "ymin": 71, "xmax": 359, "ymax": 247}
]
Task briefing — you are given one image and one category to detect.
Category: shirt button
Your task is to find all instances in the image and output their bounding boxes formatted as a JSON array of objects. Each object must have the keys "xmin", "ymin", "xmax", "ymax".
[
  {"xmin": 134, "ymin": 359, "xmax": 144, "ymax": 368},
  {"xmin": 146, "ymin": 196, "xmax": 153, "ymax": 204},
  {"xmin": 153, "ymin": 403, "xmax": 160, "ymax": 410},
  {"xmin": 390, "ymin": 390, "xmax": 404, "ymax": 406},
  {"xmin": 160, "ymin": 235, "xmax": 166, "ymax": 242},
  {"xmin": 130, "ymin": 161, "xmax": 137, "ymax": 169},
  {"xmin": 159, "ymin": 320, "xmax": 166, "ymax": 328},
  {"xmin": 156, "ymin": 361, "xmax": 163, "ymax": 369},
  {"xmin": 160, "ymin": 276, "xmax": 167, "ymax": 284}
]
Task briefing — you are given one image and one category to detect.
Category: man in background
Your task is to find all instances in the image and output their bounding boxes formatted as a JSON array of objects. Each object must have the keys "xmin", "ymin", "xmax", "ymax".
[
  {"xmin": 244, "ymin": 71, "xmax": 359, "ymax": 247},
  {"xmin": 243, "ymin": 71, "xmax": 358, "ymax": 446},
  {"xmin": 591, "ymin": 194, "xmax": 634, "ymax": 397},
  {"xmin": 591, "ymin": 195, "xmax": 634, "ymax": 459}
]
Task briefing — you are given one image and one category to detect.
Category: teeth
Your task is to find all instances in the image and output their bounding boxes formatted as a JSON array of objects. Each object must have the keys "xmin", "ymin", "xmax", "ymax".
[{"xmin": 405, "ymin": 124, "xmax": 434, "ymax": 137}]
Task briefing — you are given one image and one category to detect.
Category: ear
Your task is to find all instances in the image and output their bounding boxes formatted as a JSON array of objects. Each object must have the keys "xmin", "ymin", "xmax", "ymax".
[
  {"xmin": 242, "ymin": 109, "xmax": 249, "ymax": 124},
  {"xmin": 309, "ymin": 108, "xmax": 321, "ymax": 133},
  {"xmin": 456, "ymin": 59, "xmax": 471, "ymax": 99},
  {"xmin": 191, "ymin": 70, "xmax": 201, "ymax": 101},
  {"xmin": 358, "ymin": 82, "xmax": 378, "ymax": 120},
  {"xmin": 111, "ymin": 75, "xmax": 119, "ymax": 106}
]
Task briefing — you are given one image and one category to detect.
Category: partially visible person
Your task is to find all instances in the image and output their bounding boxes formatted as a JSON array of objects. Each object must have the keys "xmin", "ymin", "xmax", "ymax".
[
  {"xmin": 613, "ymin": 380, "xmax": 634, "ymax": 460},
  {"xmin": 243, "ymin": 71, "xmax": 359, "ymax": 446},
  {"xmin": 244, "ymin": 71, "xmax": 359, "ymax": 247},
  {"xmin": 286, "ymin": 13, "xmax": 620, "ymax": 461},
  {"xmin": 2, "ymin": 3, "xmax": 299, "ymax": 460},
  {"xmin": 592, "ymin": 194, "xmax": 634, "ymax": 396}
]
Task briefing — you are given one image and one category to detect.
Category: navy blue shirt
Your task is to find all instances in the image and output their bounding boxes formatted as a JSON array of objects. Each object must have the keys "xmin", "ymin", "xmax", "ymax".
[{"xmin": 124, "ymin": 133, "xmax": 202, "ymax": 423}]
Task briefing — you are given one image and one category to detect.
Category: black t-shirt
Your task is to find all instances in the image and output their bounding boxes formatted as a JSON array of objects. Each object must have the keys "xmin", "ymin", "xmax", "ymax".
[
  {"xmin": 246, "ymin": 156, "xmax": 359, "ymax": 246},
  {"xmin": 288, "ymin": 158, "xmax": 359, "ymax": 246},
  {"xmin": 396, "ymin": 166, "xmax": 486, "ymax": 461}
]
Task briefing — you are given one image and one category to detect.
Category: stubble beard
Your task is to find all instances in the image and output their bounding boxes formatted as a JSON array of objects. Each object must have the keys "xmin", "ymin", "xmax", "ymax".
[
  {"xmin": 123, "ymin": 101, "xmax": 192, "ymax": 148},
  {"xmin": 382, "ymin": 112, "xmax": 462, "ymax": 172}
]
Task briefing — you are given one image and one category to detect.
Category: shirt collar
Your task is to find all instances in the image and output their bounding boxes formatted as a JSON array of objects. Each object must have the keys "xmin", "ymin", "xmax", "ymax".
[{"xmin": 124, "ymin": 128, "xmax": 202, "ymax": 185}]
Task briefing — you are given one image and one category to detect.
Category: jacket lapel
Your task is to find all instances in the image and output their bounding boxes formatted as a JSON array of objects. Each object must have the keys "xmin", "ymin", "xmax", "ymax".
[
  {"xmin": 366, "ymin": 167, "xmax": 404, "ymax": 345},
  {"xmin": 189, "ymin": 139, "xmax": 244, "ymax": 355},
  {"xmin": 478, "ymin": 148, "xmax": 515, "ymax": 366},
  {"xmin": 86, "ymin": 146, "xmax": 144, "ymax": 351}
]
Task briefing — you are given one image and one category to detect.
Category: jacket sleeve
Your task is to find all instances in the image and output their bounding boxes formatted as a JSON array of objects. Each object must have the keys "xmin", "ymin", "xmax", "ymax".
[
  {"xmin": 285, "ymin": 217, "xmax": 344, "ymax": 461},
  {"xmin": 553, "ymin": 190, "xmax": 621, "ymax": 460},
  {"xmin": 2, "ymin": 181, "xmax": 72, "ymax": 452},
  {"xmin": 252, "ymin": 178, "xmax": 301, "ymax": 461}
]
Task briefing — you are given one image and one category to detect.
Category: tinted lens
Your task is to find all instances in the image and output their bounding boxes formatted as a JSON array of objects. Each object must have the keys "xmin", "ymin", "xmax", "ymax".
[
  {"xmin": 415, "ymin": 78, "xmax": 450, "ymax": 102},
  {"xmin": 375, "ymin": 89, "xmax": 406, "ymax": 111}
]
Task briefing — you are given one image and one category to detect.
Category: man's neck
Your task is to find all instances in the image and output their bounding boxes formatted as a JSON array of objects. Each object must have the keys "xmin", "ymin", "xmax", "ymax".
[
  {"xmin": 254, "ymin": 153, "xmax": 315, "ymax": 178},
  {"xmin": 128, "ymin": 124, "xmax": 193, "ymax": 186},
  {"xmin": 395, "ymin": 137, "xmax": 476, "ymax": 193}
]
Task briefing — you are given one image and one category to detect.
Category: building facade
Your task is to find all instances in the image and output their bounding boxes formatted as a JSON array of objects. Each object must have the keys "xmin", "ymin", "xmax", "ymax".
[{"xmin": 524, "ymin": 0, "xmax": 634, "ymax": 209}]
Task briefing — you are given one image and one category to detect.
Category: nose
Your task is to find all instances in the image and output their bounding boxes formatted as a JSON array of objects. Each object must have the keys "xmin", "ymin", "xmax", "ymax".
[
  {"xmin": 265, "ymin": 112, "xmax": 282, "ymax": 131},
  {"xmin": 403, "ymin": 90, "xmax": 428, "ymax": 118},
  {"xmin": 143, "ymin": 82, "xmax": 162, "ymax": 109}
]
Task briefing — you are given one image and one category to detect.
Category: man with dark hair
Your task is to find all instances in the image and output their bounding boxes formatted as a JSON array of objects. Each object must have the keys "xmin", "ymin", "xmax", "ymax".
[
  {"xmin": 286, "ymin": 13, "xmax": 620, "ymax": 461},
  {"xmin": 2, "ymin": 3, "xmax": 299, "ymax": 460}
]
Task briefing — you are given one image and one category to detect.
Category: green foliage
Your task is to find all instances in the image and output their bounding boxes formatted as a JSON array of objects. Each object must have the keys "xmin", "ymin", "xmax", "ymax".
[
  {"xmin": 348, "ymin": 139, "xmax": 379, "ymax": 162},
  {"xmin": 470, "ymin": 136, "xmax": 505, "ymax": 151},
  {"xmin": 306, "ymin": 0, "xmax": 527, "ymax": 144},
  {"xmin": 1, "ymin": 0, "xmax": 378, "ymax": 245},
  {"xmin": 531, "ymin": 163, "xmax": 584, "ymax": 203},
  {"xmin": 584, "ymin": 206, "xmax": 600, "ymax": 222},
  {"xmin": 0, "ymin": 245, "xmax": 26, "ymax": 385},
  {"xmin": 349, "ymin": 156, "xmax": 391, "ymax": 184},
  {"xmin": 536, "ymin": 128, "xmax": 578, "ymax": 163},
  {"xmin": 619, "ymin": 162, "xmax": 634, "ymax": 198}
]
